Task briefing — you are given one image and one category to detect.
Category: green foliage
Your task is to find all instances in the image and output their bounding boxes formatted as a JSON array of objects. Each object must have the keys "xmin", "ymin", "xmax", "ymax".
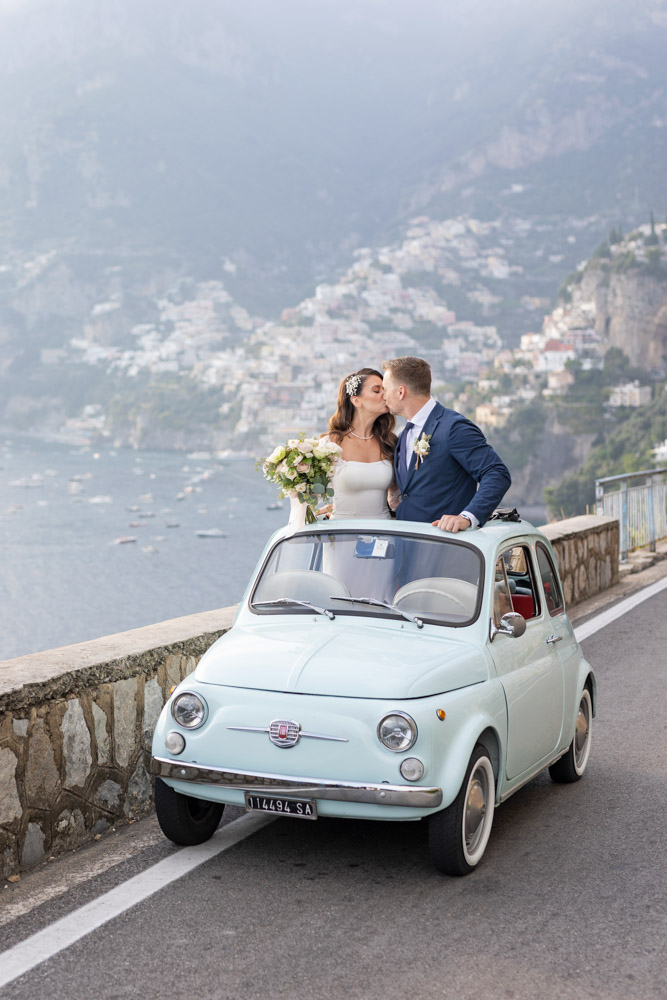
[
  {"xmin": 546, "ymin": 387, "xmax": 667, "ymax": 517},
  {"xmin": 611, "ymin": 250, "xmax": 638, "ymax": 273},
  {"xmin": 556, "ymin": 268, "xmax": 582, "ymax": 302},
  {"xmin": 107, "ymin": 374, "xmax": 228, "ymax": 434},
  {"xmin": 593, "ymin": 240, "xmax": 611, "ymax": 259},
  {"xmin": 487, "ymin": 401, "xmax": 547, "ymax": 471},
  {"xmin": 645, "ymin": 247, "xmax": 667, "ymax": 277}
]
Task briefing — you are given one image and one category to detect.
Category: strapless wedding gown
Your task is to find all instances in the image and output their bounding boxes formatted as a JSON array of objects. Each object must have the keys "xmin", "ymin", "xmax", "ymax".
[
  {"xmin": 324, "ymin": 452, "xmax": 396, "ymax": 601},
  {"xmin": 329, "ymin": 458, "xmax": 393, "ymax": 519}
]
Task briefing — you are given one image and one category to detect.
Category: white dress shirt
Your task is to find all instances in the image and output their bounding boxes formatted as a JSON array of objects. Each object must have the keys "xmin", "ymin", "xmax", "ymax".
[{"xmin": 402, "ymin": 396, "xmax": 479, "ymax": 528}]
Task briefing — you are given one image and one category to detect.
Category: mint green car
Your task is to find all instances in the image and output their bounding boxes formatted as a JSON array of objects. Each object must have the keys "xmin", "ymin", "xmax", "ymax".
[{"xmin": 151, "ymin": 515, "xmax": 596, "ymax": 876}]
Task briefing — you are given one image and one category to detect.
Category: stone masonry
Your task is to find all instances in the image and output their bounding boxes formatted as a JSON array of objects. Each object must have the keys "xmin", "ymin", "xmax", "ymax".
[
  {"xmin": 0, "ymin": 608, "xmax": 235, "ymax": 878},
  {"xmin": 540, "ymin": 515, "xmax": 619, "ymax": 607}
]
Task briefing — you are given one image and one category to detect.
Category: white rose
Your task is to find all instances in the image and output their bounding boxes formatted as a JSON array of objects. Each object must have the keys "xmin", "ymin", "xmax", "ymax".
[
  {"xmin": 296, "ymin": 461, "xmax": 310, "ymax": 473},
  {"xmin": 285, "ymin": 468, "xmax": 298, "ymax": 480},
  {"xmin": 276, "ymin": 461, "xmax": 289, "ymax": 476},
  {"xmin": 287, "ymin": 439, "xmax": 300, "ymax": 449},
  {"xmin": 297, "ymin": 440, "xmax": 314, "ymax": 454},
  {"xmin": 268, "ymin": 445, "xmax": 286, "ymax": 463},
  {"xmin": 312, "ymin": 443, "xmax": 327, "ymax": 459},
  {"xmin": 325, "ymin": 440, "xmax": 343, "ymax": 455},
  {"xmin": 295, "ymin": 482, "xmax": 307, "ymax": 493}
]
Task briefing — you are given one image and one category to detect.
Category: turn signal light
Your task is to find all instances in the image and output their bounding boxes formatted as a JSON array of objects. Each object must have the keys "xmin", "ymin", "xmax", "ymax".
[{"xmin": 436, "ymin": 709, "xmax": 446, "ymax": 721}]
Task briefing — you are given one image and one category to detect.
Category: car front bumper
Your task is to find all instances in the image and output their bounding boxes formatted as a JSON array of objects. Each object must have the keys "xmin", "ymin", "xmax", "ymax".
[{"xmin": 151, "ymin": 756, "xmax": 443, "ymax": 808}]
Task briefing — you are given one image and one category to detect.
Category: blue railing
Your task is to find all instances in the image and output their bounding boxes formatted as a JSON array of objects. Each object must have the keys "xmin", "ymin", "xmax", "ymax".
[{"xmin": 595, "ymin": 467, "xmax": 667, "ymax": 561}]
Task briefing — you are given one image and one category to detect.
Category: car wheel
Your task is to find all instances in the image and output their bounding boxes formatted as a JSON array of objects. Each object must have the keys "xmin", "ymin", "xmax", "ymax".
[
  {"xmin": 428, "ymin": 745, "xmax": 495, "ymax": 876},
  {"xmin": 549, "ymin": 687, "xmax": 592, "ymax": 784},
  {"xmin": 154, "ymin": 777, "xmax": 224, "ymax": 845}
]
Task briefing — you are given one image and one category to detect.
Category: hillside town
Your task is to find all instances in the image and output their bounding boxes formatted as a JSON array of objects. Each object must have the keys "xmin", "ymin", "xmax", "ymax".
[{"xmin": 59, "ymin": 216, "xmax": 666, "ymax": 448}]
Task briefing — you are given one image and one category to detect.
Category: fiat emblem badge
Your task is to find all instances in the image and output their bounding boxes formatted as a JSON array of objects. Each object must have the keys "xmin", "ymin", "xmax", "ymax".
[{"xmin": 269, "ymin": 719, "xmax": 300, "ymax": 748}]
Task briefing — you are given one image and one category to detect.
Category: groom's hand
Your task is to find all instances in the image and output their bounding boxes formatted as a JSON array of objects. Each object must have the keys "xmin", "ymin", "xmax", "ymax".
[{"xmin": 432, "ymin": 514, "xmax": 471, "ymax": 533}]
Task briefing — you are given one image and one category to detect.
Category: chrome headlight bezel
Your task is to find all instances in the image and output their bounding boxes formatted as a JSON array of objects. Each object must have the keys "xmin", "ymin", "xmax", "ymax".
[
  {"xmin": 171, "ymin": 692, "xmax": 208, "ymax": 730},
  {"xmin": 377, "ymin": 711, "xmax": 418, "ymax": 753}
]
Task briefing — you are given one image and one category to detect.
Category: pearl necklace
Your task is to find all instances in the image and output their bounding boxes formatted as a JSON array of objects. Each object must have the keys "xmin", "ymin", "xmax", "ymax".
[{"xmin": 348, "ymin": 430, "xmax": 373, "ymax": 440}]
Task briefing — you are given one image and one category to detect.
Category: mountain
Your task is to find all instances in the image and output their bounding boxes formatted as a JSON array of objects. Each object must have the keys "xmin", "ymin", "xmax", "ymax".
[
  {"xmin": 1, "ymin": 0, "xmax": 667, "ymax": 448},
  {"xmin": 1, "ymin": 0, "xmax": 666, "ymax": 310}
]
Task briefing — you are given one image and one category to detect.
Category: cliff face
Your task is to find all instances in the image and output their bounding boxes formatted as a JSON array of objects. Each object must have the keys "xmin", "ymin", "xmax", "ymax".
[
  {"xmin": 505, "ymin": 425, "xmax": 596, "ymax": 510},
  {"xmin": 579, "ymin": 267, "xmax": 667, "ymax": 370}
]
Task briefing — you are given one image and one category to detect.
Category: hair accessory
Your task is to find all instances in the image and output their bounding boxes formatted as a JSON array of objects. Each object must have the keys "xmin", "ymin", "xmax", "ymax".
[{"xmin": 345, "ymin": 374, "xmax": 363, "ymax": 396}]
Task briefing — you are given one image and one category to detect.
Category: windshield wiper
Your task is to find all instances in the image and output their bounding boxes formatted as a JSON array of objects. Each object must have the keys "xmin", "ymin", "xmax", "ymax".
[
  {"xmin": 252, "ymin": 598, "xmax": 335, "ymax": 620},
  {"xmin": 330, "ymin": 596, "xmax": 423, "ymax": 629}
]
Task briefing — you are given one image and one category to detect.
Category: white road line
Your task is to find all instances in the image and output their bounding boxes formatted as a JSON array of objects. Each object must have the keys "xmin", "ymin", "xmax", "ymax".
[
  {"xmin": 574, "ymin": 575, "xmax": 667, "ymax": 643},
  {"xmin": 0, "ymin": 812, "xmax": 273, "ymax": 992},
  {"xmin": 0, "ymin": 818, "xmax": 166, "ymax": 929}
]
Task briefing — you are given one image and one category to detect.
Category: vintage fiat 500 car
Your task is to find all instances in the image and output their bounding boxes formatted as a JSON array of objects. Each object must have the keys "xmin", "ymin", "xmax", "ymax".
[{"xmin": 151, "ymin": 515, "xmax": 596, "ymax": 875}]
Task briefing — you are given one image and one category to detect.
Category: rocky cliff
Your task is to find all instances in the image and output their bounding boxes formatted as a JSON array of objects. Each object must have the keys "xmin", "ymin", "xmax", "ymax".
[
  {"xmin": 579, "ymin": 267, "xmax": 667, "ymax": 371},
  {"xmin": 554, "ymin": 223, "xmax": 667, "ymax": 371}
]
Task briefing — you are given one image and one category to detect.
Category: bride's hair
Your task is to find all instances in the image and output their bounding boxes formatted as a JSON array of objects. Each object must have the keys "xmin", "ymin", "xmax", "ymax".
[{"xmin": 326, "ymin": 367, "xmax": 397, "ymax": 460}]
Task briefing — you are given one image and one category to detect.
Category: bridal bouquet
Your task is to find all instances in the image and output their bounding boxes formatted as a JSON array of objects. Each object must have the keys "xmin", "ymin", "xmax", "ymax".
[{"xmin": 260, "ymin": 434, "xmax": 342, "ymax": 523}]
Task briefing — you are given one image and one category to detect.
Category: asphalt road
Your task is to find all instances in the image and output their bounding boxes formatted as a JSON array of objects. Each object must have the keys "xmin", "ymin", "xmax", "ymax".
[{"xmin": 1, "ymin": 590, "xmax": 666, "ymax": 1000}]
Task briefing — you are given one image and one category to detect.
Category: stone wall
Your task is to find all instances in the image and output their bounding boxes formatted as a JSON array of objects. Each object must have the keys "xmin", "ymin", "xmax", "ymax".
[
  {"xmin": 0, "ymin": 515, "xmax": 621, "ymax": 878},
  {"xmin": 540, "ymin": 515, "xmax": 619, "ymax": 606},
  {"xmin": 0, "ymin": 608, "xmax": 235, "ymax": 878}
]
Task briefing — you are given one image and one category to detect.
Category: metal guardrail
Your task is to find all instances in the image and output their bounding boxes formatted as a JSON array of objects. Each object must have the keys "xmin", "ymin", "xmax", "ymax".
[{"xmin": 595, "ymin": 467, "xmax": 667, "ymax": 561}]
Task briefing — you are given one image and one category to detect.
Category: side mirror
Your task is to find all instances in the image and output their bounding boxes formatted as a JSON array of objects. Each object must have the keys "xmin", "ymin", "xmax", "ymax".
[{"xmin": 489, "ymin": 611, "xmax": 527, "ymax": 642}]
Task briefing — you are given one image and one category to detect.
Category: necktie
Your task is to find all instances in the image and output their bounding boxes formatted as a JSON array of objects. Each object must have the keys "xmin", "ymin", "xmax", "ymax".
[{"xmin": 402, "ymin": 422, "xmax": 414, "ymax": 474}]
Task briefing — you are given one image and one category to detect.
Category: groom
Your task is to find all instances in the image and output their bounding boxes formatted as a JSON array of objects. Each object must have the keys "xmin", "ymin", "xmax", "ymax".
[{"xmin": 382, "ymin": 356, "xmax": 511, "ymax": 531}]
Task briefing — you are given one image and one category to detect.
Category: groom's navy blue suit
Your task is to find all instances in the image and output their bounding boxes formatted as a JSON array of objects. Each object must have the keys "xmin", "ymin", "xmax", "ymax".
[{"xmin": 394, "ymin": 402, "xmax": 511, "ymax": 527}]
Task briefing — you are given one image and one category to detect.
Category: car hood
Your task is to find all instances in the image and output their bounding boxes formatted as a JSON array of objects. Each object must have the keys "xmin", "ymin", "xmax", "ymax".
[{"xmin": 195, "ymin": 621, "xmax": 488, "ymax": 699}]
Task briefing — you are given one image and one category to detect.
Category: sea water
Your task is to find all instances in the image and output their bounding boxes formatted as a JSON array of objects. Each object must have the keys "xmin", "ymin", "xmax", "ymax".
[
  {"xmin": 0, "ymin": 439, "xmax": 284, "ymax": 660},
  {"xmin": 0, "ymin": 437, "xmax": 546, "ymax": 661}
]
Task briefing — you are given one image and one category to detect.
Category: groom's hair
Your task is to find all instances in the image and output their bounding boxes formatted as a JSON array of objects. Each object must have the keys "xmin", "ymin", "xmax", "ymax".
[{"xmin": 382, "ymin": 356, "xmax": 431, "ymax": 396}]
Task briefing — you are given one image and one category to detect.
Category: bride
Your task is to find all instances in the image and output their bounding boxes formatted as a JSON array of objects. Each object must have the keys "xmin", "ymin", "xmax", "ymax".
[{"xmin": 320, "ymin": 368, "xmax": 397, "ymax": 519}]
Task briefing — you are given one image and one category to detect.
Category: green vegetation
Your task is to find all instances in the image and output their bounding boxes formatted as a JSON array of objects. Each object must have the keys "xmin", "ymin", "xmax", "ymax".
[
  {"xmin": 487, "ymin": 401, "xmax": 547, "ymax": 471},
  {"xmin": 553, "ymin": 349, "xmax": 647, "ymax": 436},
  {"xmin": 106, "ymin": 373, "xmax": 228, "ymax": 439},
  {"xmin": 545, "ymin": 387, "xmax": 667, "ymax": 517}
]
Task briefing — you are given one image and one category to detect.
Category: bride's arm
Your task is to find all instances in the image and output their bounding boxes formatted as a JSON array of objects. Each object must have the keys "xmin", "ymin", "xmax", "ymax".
[{"xmin": 387, "ymin": 480, "xmax": 400, "ymax": 511}]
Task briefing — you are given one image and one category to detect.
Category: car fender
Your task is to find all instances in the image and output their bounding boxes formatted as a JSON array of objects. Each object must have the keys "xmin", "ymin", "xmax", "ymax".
[
  {"xmin": 431, "ymin": 702, "xmax": 506, "ymax": 811},
  {"xmin": 569, "ymin": 659, "xmax": 597, "ymax": 729}
]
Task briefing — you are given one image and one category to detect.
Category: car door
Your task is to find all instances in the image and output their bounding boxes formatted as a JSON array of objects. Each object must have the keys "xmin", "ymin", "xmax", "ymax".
[{"xmin": 489, "ymin": 544, "xmax": 564, "ymax": 780}]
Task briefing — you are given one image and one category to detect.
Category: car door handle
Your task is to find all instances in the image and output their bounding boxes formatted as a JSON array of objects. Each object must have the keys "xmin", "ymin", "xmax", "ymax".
[{"xmin": 545, "ymin": 634, "xmax": 562, "ymax": 644}]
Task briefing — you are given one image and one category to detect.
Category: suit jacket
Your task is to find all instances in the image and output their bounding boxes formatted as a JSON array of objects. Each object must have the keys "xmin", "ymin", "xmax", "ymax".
[{"xmin": 394, "ymin": 402, "xmax": 511, "ymax": 526}]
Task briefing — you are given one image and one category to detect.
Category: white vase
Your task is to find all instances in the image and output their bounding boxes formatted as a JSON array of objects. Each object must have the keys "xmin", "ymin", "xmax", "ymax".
[{"xmin": 287, "ymin": 496, "xmax": 308, "ymax": 529}]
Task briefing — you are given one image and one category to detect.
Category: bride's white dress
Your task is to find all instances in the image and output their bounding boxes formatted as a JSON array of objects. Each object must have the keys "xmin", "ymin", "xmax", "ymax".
[
  {"xmin": 323, "ymin": 446, "xmax": 396, "ymax": 601},
  {"xmin": 329, "ymin": 457, "xmax": 393, "ymax": 520}
]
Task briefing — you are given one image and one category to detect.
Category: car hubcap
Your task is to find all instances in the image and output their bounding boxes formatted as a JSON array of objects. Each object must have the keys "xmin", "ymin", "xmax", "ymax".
[
  {"xmin": 574, "ymin": 698, "xmax": 590, "ymax": 768},
  {"xmin": 465, "ymin": 774, "xmax": 487, "ymax": 852}
]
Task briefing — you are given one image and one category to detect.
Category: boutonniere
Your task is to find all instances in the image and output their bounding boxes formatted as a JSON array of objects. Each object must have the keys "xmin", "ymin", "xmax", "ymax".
[{"xmin": 413, "ymin": 433, "xmax": 431, "ymax": 468}]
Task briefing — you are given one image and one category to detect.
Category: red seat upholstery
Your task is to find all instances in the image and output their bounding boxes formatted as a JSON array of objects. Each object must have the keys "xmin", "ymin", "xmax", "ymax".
[{"xmin": 512, "ymin": 594, "xmax": 534, "ymax": 619}]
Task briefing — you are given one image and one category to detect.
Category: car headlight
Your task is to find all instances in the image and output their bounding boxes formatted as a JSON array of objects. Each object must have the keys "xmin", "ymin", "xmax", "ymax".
[
  {"xmin": 171, "ymin": 692, "xmax": 207, "ymax": 729},
  {"xmin": 377, "ymin": 712, "xmax": 417, "ymax": 752}
]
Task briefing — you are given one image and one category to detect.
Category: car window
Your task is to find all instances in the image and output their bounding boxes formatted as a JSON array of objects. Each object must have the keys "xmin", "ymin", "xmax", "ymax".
[
  {"xmin": 535, "ymin": 543, "xmax": 564, "ymax": 615},
  {"xmin": 250, "ymin": 530, "xmax": 483, "ymax": 627},
  {"xmin": 499, "ymin": 545, "xmax": 540, "ymax": 620},
  {"xmin": 493, "ymin": 557, "xmax": 513, "ymax": 625}
]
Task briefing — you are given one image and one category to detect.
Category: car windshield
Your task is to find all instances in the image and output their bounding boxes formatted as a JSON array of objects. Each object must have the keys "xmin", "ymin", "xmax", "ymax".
[{"xmin": 250, "ymin": 530, "xmax": 482, "ymax": 626}]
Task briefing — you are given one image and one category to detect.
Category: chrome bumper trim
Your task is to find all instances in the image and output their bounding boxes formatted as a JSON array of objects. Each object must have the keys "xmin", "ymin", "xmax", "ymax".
[{"xmin": 151, "ymin": 756, "xmax": 442, "ymax": 808}]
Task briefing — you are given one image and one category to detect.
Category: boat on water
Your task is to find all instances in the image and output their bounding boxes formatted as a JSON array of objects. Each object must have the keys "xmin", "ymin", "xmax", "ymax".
[
  {"xmin": 194, "ymin": 528, "xmax": 227, "ymax": 538},
  {"xmin": 113, "ymin": 535, "xmax": 137, "ymax": 545},
  {"xmin": 9, "ymin": 475, "xmax": 44, "ymax": 488},
  {"xmin": 266, "ymin": 502, "xmax": 283, "ymax": 510}
]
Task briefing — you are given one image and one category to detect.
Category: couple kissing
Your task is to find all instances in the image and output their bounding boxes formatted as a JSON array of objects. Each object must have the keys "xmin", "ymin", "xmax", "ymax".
[{"xmin": 321, "ymin": 356, "xmax": 511, "ymax": 530}]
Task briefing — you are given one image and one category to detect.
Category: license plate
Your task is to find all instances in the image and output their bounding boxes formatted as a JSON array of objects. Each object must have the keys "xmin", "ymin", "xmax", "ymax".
[{"xmin": 245, "ymin": 793, "xmax": 317, "ymax": 820}]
